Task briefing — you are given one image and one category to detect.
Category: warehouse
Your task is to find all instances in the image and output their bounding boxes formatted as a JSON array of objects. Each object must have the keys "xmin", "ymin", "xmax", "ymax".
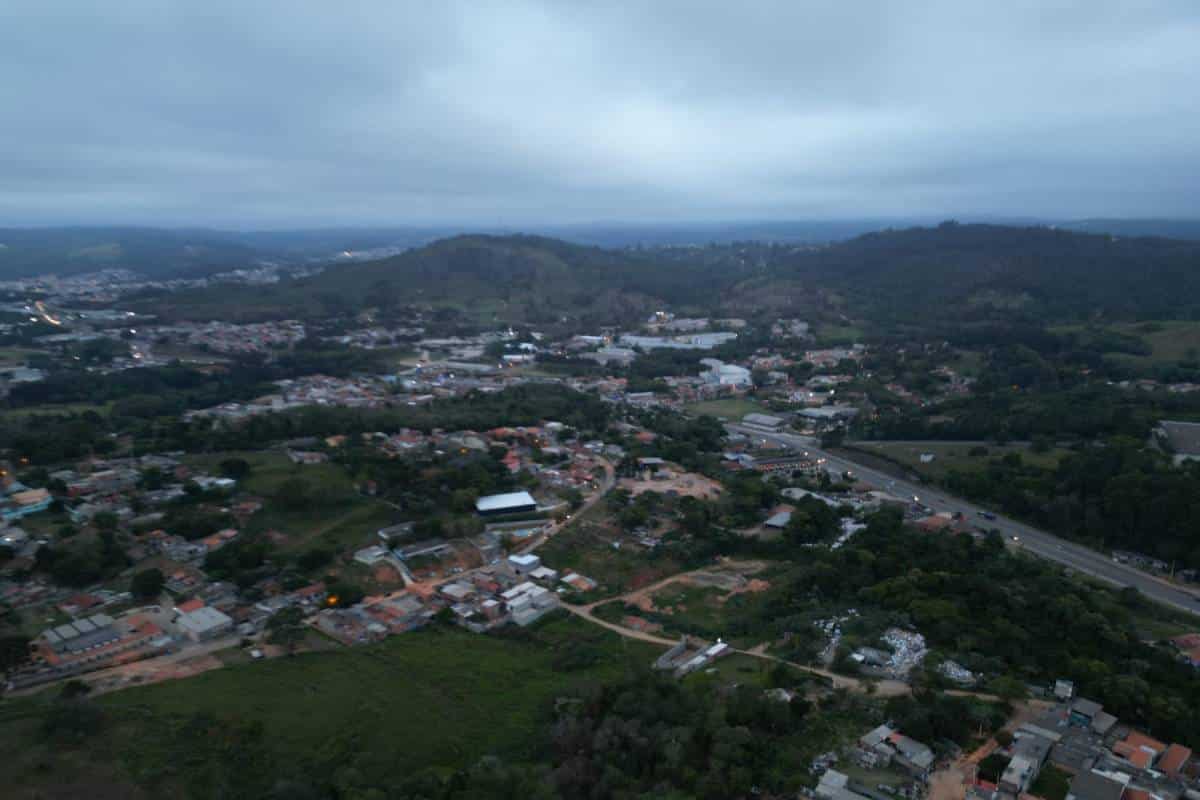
[
  {"xmin": 175, "ymin": 606, "xmax": 234, "ymax": 642},
  {"xmin": 475, "ymin": 491, "xmax": 537, "ymax": 516}
]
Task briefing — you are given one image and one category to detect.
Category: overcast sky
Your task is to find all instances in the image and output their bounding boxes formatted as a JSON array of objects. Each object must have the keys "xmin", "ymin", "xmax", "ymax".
[{"xmin": 3, "ymin": 1, "xmax": 1199, "ymax": 228}]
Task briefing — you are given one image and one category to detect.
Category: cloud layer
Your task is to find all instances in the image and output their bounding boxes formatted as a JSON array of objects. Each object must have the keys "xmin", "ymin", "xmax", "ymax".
[{"xmin": 2, "ymin": 1, "xmax": 1198, "ymax": 226}]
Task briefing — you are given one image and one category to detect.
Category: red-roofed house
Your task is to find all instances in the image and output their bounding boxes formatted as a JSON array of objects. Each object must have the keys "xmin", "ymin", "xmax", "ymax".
[
  {"xmin": 1158, "ymin": 744, "xmax": 1192, "ymax": 778},
  {"xmin": 176, "ymin": 598, "xmax": 205, "ymax": 613}
]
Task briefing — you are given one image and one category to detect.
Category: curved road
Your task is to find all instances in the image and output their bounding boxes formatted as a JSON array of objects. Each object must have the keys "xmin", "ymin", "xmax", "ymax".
[
  {"xmin": 562, "ymin": 564, "xmax": 914, "ymax": 695},
  {"xmin": 727, "ymin": 424, "xmax": 1200, "ymax": 616}
]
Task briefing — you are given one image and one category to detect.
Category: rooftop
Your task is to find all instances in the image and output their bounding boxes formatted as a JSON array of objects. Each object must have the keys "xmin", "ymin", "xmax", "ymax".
[{"xmin": 475, "ymin": 491, "xmax": 537, "ymax": 513}]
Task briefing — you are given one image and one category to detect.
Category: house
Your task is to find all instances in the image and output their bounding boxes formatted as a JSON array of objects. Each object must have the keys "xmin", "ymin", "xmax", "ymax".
[
  {"xmin": 858, "ymin": 724, "xmax": 935, "ymax": 777},
  {"xmin": 1155, "ymin": 420, "xmax": 1200, "ymax": 464},
  {"xmin": 440, "ymin": 582, "xmax": 474, "ymax": 602},
  {"xmin": 1000, "ymin": 756, "xmax": 1037, "ymax": 795},
  {"xmin": 561, "ymin": 572, "xmax": 597, "ymax": 592},
  {"xmin": 764, "ymin": 511, "xmax": 792, "ymax": 529},
  {"xmin": 1070, "ymin": 697, "xmax": 1104, "ymax": 727},
  {"xmin": 1112, "ymin": 731, "xmax": 1166, "ymax": 771},
  {"xmin": 816, "ymin": 770, "xmax": 872, "ymax": 800},
  {"xmin": 475, "ymin": 491, "xmax": 537, "ymax": 516},
  {"xmin": 1066, "ymin": 769, "xmax": 1129, "ymax": 800},
  {"xmin": 529, "ymin": 565, "xmax": 558, "ymax": 583},
  {"xmin": 354, "ymin": 545, "xmax": 390, "ymax": 566},
  {"xmin": 1157, "ymin": 744, "xmax": 1191, "ymax": 779}
]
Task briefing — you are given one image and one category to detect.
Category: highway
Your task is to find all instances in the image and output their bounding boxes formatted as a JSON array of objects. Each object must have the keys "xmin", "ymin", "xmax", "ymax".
[{"xmin": 726, "ymin": 424, "xmax": 1200, "ymax": 617}]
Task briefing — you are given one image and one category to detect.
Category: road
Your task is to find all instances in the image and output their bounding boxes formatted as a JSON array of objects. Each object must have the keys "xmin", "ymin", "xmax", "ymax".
[
  {"xmin": 562, "ymin": 562, "xmax": 915, "ymax": 695},
  {"xmin": 517, "ymin": 455, "xmax": 615, "ymax": 554},
  {"xmin": 726, "ymin": 424, "xmax": 1200, "ymax": 617}
]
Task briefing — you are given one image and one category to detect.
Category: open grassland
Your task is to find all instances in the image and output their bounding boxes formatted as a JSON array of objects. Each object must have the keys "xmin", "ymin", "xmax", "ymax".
[
  {"xmin": 684, "ymin": 397, "xmax": 764, "ymax": 420},
  {"xmin": 850, "ymin": 440, "xmax": 1070, "ymax": 480},
  {"xmin": 184, "ymin": 450, "xmax": 396, "ymax": 552},
  {"xmin": 1, "ymin": 615, "xmax": 660, "ymax": 798},
  {"xmin": 535, "ymin": 503, "xmax": 687, "ymax": 596},
  {"xmin": 1053, "ymin": 320, "xmax": 1200, "ymax": 365}
]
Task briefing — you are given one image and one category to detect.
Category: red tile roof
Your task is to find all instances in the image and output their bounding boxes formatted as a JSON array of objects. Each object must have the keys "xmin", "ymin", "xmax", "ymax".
[
  {"xmin": 1159, "ymin": 744, "xmax": 1192, "ymax": 777},
  {"xmin": 1124, "ymin": 731, "xmax": 1167, "ymax": 756}
]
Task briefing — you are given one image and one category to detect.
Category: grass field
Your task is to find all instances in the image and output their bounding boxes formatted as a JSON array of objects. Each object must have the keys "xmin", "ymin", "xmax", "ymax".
[
  {"xmin": 850, "ymin": 440, "xmax": 1070, "ymax": 480},
  {"xmin": 1053, "ymin": 320, "xmax": 1200, "ymax": 365},
  {"xmin": 0, "ymin": 401, "xmax": 112, "ymax": 419},
  {"xmin": 1112, "ymin": 321, "xmax": 1200, "ymax": 364},
  {"xmin": 0, "ymin": 346, "xmax": 41, "ymax": 366},
  {"xmin": 535, "ymin": 503, "xmax": 687, "ymax": 596},
  {"xmin": 684, "ymin": 397, "xmax": 763, "ymax": 420},
  {"xmin": 2, "ymin": 615, "xmax": 661, "ymax": 797},
  {"xmin": 815, "ymin": 324, "xmax": 864, "ymax": 345},
  {"xmin": 184, "ymin": 451, "xmax": 397, "ymax": 553}
]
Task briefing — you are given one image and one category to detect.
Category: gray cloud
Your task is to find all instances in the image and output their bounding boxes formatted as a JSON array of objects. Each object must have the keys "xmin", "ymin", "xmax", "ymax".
[{"xmin": 1, "ymin": 0, "xmax": 1198, "ymax": 226}]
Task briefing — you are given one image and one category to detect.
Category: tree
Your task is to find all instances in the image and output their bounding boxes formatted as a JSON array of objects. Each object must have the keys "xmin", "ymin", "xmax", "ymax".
[
  {"xmin": 266, "ymin": 606, "xmax": 307, "ymax": 655},
  {"xmin": 92, "ymin": 511, "xmax": 119, "ymax": 532},
  {"xmin": 0, "ymin": 633, "xmax": 31, "ymax": 678},
  {"xmin": 220, "ymin": 458, "xmax": 253, "ymax": 481},
  {"xmin": 130, "ymin": 568, "xmax": 165, "ymax": 600},
  {"xmin": 987, "ymin": 675, "xmax": 1029, "ymax": 702}
]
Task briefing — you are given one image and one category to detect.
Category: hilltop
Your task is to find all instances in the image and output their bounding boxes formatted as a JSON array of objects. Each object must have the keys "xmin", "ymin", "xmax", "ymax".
[{"xmin": 129, "ymin": 223, "xmax": 1200, "ymax": 326}]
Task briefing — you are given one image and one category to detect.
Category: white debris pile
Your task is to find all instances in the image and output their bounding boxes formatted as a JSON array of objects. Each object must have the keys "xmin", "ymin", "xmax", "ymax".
[
  {"xmin": 814, "ymin": 610, "xmax": 859, "ymax": 664},
  {"xmin": 938, "ymin": 659, "xmax": 976, "ymax": 686},
  {"xmin": 832, "ymin": 519, "xmax": 867, "ymax": 549},
  {"xmin": 881, "ymin": 627, "xmax": 927, "ymax": 677}
]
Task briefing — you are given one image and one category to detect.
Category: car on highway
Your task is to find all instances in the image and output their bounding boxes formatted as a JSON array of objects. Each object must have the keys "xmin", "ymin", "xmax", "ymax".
[{"xmin": 976, "ymin": 510, "xmax": 997, "ymax": 520}]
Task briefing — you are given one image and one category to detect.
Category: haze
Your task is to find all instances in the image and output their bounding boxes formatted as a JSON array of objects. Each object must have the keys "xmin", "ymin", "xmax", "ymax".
[{"xmin": 3, "ymin": 0, "xmax": 1199, "ymax": 227}]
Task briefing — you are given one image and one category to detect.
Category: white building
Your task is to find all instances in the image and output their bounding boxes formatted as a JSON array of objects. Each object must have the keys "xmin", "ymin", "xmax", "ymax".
[{"xmin": 176, "ymin": 607, "xmax": 234, "ymax": 642}]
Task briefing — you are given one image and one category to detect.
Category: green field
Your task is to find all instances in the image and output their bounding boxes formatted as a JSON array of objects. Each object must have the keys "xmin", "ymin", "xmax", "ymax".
[
  {"xmin": 184, "ymin": 451, "xmax": 396, "ymax": 552},
  {"xmin": 814, "ymin": 324, "xmax": 864, "ymax": 346},
  {"xmin": 684, "ymin": 397, "xmax": 763, "ymax": 420},
  {"xmin": 1052, "ymin": 320, "xmax": 1200, "ymax": 365},
  {"xmin": 850, "ymin": 440, "xmax": 1069, "ymax": 480},
  {"xmin": 0, "ymin": 346, "xmax": 41, "ymax": 366},
  {"xmin": 1113, "ymin": 321, "xmax": 1200, "ymax": 363},
  {"xmin": 2, "ymin": 615, "xmax": 661, "ymax": 798},
  {"xmin": 535, "ymin": 503, "xmax": 687, "ymax": 596}
]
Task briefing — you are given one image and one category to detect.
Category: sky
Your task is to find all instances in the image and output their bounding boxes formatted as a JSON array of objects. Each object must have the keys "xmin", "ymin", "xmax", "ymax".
[{"xmin": 2, "ymin": 1, "xmax": 1199, "ymax": 228}]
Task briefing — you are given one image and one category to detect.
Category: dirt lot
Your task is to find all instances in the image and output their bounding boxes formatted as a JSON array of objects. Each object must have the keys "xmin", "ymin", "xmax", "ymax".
[{"xmin": 620, "ymin": 470, "xmax": 723, "ymax": 500}]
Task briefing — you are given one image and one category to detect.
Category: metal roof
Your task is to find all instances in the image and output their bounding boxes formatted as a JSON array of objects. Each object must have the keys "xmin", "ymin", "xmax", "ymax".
[{"xmin": 475, "ymin": 491, "xmax": 536, "ymax": 512}]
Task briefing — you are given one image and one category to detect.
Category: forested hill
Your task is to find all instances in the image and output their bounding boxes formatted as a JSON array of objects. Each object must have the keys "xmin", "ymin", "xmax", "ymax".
[
  {"xmin": 138, "ymin": 224, "xmax": 1200, "ymax": 325},
  {"xmin": 777, "ymin": 222, "xmax": 1200, "ymax": 320}
]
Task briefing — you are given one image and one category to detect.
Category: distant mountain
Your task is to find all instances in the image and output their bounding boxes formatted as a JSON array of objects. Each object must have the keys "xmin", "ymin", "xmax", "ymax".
[
  {"xmin": 0, "ymin": 226, "xmax": 465, "ymax": 281},
  {"xmin": 0, "ymin": 227, "xmax": 275, "ymax": 280}
]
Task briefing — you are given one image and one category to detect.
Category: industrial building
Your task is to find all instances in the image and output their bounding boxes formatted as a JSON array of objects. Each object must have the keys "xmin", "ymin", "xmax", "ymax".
[{"xmin": 475, "ymin": 491, "xmax": 537, "ymax": 516}]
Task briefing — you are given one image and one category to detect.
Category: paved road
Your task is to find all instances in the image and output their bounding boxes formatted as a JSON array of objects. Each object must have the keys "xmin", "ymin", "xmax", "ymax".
[
  {"xmin": 727, "ymin": 424, "xmax": 1200, "ymax": 617},
  {"xmin": 520, "ymin": 455, "xmax": 614, "ymax": 554}
]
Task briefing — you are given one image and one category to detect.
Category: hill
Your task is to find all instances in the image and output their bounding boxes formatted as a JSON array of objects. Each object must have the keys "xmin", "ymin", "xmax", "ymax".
[
  {"xmin": 722, "ymin": 222, "xmax": 1200, "ymax": 323},
  {"xmin": 134, "ymin": 224, "xmax": 1200, "ymax": 326},
  {"xmin": 139, "ymin": 234, "xmax": 759, "ymax": 324},
  {"xmin": 0, "ymin": 227, "xmax": 272, "ymax": 280}
]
